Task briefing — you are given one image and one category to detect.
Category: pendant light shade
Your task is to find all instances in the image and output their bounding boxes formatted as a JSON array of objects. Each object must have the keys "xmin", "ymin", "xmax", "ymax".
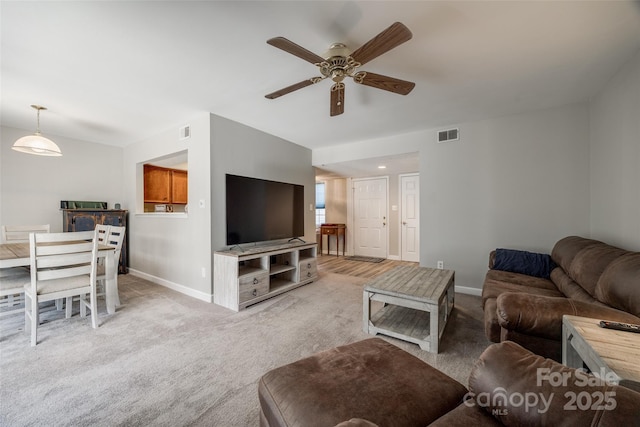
[{"xmin": 12, "ymin": 105, "xmax": 62, "ymax": 157}]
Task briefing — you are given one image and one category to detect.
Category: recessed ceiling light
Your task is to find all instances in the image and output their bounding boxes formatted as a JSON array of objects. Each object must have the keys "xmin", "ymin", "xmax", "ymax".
[{"xmin": 378, "ymin": 165, "xmax": 386, "ymax": 169}]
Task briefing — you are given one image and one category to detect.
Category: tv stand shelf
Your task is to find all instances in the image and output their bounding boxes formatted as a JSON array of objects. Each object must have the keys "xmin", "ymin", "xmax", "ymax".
[{"xmin": 214, "ymin": 242, "xmax": 318, "ymax": 311}]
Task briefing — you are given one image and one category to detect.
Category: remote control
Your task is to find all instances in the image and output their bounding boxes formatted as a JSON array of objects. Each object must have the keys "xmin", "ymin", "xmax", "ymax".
[{"xmin": 599, "ymin": 320, "xmax": 640, "ymax": 333}]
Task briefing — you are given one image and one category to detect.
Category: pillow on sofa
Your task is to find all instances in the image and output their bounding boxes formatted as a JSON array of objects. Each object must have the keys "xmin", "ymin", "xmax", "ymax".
[{"xmin": 493, "ymin": 248, "xmax": 556, "ymax": 279}]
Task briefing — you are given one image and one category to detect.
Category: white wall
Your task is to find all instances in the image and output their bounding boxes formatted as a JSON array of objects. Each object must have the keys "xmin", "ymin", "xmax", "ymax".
[
  {"xmin": 314, "ymin": 103, "xmax": 591, "ymax": 291},
  {"xmin": 122, "ymin": 114, "xmax": 212, "ymax": 300},
  {"xmin": 209, "ymin": 115, "xmax": 315, "ymax": 252},
  {"xmin": 589, "ymin": 48, "xmax": 640, "ymax": 251},
  {"xmin": 1, "ymin": 126, "xmax": 123, "ymax": 231}
]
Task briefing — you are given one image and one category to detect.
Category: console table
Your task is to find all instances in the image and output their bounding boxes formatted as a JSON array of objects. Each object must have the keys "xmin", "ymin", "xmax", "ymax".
[
  {"xmin": 320, "ymin": 224, "xmax": 346, "ymax": 256},
  {"xmin": 562, "ymin": 315, "xmax": 640, "ymax": 392}
]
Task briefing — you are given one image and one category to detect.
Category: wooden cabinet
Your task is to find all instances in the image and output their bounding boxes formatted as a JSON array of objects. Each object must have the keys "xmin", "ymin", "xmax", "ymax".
[
  {"xmin": 143, "ymin": 164, "xmax": 188, "ymax": 204},
  {"xmin": 171, "ymin": 170, "xmax": 188, "ymax": 204},
  {"xmin": 214, "ymin": 242, "xmax": 317, "ymax": 311},
  {"xmin": 62, "ymin": 209, "xmax": 128, "ymax": 274}
]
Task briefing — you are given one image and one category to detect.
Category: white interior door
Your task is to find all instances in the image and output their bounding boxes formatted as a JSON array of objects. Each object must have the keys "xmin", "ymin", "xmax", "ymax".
[
  {"xmin": 353, "ymin": 178, "xmax": 388, "ymax": 258},
  {"xmin": 400, "ymin": 174, "xmax": 420, "ymax": 262}
]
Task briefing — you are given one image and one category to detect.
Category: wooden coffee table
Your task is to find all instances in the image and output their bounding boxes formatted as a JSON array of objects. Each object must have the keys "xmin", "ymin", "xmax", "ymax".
[
  {"xmin": 363, "ymin": 266, "xmax": 455, "ymax": 353},
  {"xmin": 562, "ymin": 315, "xmax": 640, "ymax": 392}
]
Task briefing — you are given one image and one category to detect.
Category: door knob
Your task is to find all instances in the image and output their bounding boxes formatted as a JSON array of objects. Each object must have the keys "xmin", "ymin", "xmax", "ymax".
[{"xmin": 403, "ymin": 222, "xmax": 407, "ymax": 225}]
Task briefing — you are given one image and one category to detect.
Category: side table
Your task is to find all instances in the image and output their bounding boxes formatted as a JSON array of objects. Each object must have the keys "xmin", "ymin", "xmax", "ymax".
[
  {"xmin": 319, "ymin": 223, "xmax": 346, "ymax": 256},
  {"xmin": 562, "ymin": 315, "xmax": 640, "ymax": 392}
]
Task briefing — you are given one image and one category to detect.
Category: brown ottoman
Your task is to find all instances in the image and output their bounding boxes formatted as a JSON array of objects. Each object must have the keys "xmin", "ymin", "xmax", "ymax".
[{"xmin": 258, "ymin": 338, "xmax": 467, "ymax": 427}]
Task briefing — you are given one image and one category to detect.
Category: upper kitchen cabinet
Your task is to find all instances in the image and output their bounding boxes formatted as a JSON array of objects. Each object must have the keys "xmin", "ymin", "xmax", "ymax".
[
  {"xmin": 143, "ymin": 164, "xmax": 188, "ymax": 205},
  {"xmin": 170, "ymin": 169, "xmax": 188, "ymax": 204}
]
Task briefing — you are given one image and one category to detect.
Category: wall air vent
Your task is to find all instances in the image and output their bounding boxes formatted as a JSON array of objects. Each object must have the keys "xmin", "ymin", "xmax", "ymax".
[
  {"xmin": 437, "ymin": 128, "xmax": 459, "ymax": 143},
  {"xmin": 179, "ymin": 125, "xmax": 191, "ymax": 140}
]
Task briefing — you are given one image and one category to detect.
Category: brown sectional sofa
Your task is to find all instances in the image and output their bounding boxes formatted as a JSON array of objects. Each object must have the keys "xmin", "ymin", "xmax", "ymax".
[
  {"xmin": 482, "ymin": 236, "xmax": 640, "ymax": 361},
  {"xmin": 259, "ymin": 338, "xmax": 640, "ymax": 426}
]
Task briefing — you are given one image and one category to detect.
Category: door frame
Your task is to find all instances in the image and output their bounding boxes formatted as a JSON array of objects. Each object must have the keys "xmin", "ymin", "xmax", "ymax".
[
  {"xmin": 347, "ymin": 176, "xmax": 390, "ymax": 259},
  {"xmin": 399, "ymin": 173, "xmax": 420, "ymax": 262}
]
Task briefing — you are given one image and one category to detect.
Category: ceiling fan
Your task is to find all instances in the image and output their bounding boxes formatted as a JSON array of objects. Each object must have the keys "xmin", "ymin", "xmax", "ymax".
[{"xmin": 265, "ymin": 22, "xmax": 415, "ymax": 117}]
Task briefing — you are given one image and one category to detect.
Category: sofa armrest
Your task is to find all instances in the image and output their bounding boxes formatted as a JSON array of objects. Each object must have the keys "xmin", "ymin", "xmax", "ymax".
[
  {"xmin": 496, "ymin": 293, "xmax": 640, "ymax": 341},
  {"xmin": 467, "ymin": 341, "xmax": 640, "ymax": 427}
]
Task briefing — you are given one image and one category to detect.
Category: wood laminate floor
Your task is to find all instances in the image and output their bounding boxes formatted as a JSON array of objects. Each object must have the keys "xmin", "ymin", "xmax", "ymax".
[{"xmin": 317, "ymin": 254, "xmax": 418, "ymax": 279}]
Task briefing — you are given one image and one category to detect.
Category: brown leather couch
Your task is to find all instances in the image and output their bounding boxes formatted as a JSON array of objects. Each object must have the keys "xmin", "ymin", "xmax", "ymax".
[
  {"xmin": 258, "ymin": 338, "xmax": 640, "ymax": 426},
  {"xmin": 483, "ymin": 236, "xmax": 640, "ymax": 361}
]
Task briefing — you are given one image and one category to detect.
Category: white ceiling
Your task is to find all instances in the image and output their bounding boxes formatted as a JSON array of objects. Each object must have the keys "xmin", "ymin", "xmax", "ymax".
[{"xmin": 2, "ymin": 1, "xmax": 640, "ymax": 176}]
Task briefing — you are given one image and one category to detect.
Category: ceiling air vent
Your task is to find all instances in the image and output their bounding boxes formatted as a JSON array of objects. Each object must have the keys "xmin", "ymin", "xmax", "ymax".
[
  {"xmin": 179, "ymin": 125, "xmax": 191, "ymax": 140},
  {"xmin": 437, "ymin": 128, "xmax": 459, "ymax": 143}
]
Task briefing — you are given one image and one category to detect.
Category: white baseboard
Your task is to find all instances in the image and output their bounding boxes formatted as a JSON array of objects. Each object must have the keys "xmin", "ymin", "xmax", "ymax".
[
  {"xmin": 128, "ymin": 268, "xmax": 213, "ymax": 303},
  {"xmin": 455, "ymin": 285, "xmax": 482, "ymax": 296},
  {"xmin": 387, "ymin": 255, "xmax": 401, "ymax": 261}
]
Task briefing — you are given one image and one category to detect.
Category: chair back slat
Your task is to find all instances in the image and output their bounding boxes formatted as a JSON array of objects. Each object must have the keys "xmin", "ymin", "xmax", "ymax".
[
  {"xmin": 33, "ymin": 230, "xmax": 94, "ymax": 243},
  {"xmin": 1, "ymin": 224, "xmax": 50, "ymax": 243},
  {"xmin": 36, "ymin": 252, "xmax": 93, "ymax": 269},
  {"xmin": 36, "ymin": 241, "xmax": 94, "ymax": 256},
  {"xmin": 37, "ymin": 264, "xmax": 92, "ymax": 281}
]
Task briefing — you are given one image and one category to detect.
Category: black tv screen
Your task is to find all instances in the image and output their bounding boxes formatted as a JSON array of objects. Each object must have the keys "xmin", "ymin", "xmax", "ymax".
[{"xmin": 226, "ymin": 174, "xmax": 305, "ymax": 245}]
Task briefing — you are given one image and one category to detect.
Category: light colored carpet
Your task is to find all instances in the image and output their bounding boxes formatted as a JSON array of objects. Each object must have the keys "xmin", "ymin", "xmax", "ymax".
[{"xmin": 0, "ymin": 271, "xmax": 490, "ymax": 426}]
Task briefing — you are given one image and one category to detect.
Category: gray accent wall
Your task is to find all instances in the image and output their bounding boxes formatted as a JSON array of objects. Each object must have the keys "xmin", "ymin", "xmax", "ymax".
[{"xmin": 209, "ymin": 114, "xmax": 316, "ymax": 253}]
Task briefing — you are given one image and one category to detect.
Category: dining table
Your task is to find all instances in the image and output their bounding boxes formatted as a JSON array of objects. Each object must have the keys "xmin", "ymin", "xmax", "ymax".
[{"xmin": 0, "ymin": 241, "xmax": 120, "ymax": 314}]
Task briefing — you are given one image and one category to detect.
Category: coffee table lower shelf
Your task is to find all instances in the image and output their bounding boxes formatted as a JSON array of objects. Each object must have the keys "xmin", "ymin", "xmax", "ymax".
[{"xmin": 368, "ymin": 305, "xmax": 433, "ymax": 350}]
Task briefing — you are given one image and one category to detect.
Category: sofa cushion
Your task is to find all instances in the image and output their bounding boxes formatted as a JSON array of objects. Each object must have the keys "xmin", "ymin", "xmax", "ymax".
[
  {"xmin": 595, "ymin": 252, "xmax": 640, "ymax": 318},
  {"xmin": 493, "ymin": 248, "xmax": 556, "ymax": 279},
  {"xmin": 482, "ymin": 274, "xmax": 563, "ymax": 304},
  {"xmin": 568, "ymin": 244, "xmax": 627, "ymax": 297},
  {"xmin": 468, "ymin": 341, "xmax": 640, "ymax": 426},
  {"xmin": 551, "ymin": 236, "xmax": 601, "ymax": 273},
  {"xmin": 485, "ymin": 269, "xmax": 558, "ymax": 292},
  {"xmin": 550, "ymin": 268, "xmax": 606, "ymax": 305},
  {"xmin": 258, "ymin": 338, "xmax": 468, "ymax": 427}
]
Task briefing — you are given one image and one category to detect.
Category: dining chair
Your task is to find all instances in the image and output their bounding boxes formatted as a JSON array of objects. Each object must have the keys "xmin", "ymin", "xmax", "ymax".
[
  {"xmin": 25, "ymin": 230, "xmax": 100, "ymax": 346},
  {"xmin": 1, "ymin": 224, "xmax": 50, "ymax": 243},
  {"xmin": 0, "ymin": 267, "xmax": 30, "ymax": 317},
  {"xmin": 96, "ymin": 226, "xmax": 125, "ymax": 305},
  {"xmin": 1, "ymin": 224, "xmax": 51, "ymax": 314}
]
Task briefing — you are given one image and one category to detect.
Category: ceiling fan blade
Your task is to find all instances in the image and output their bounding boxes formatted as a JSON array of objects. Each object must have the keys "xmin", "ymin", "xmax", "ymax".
[
  {"xmin": 350, "ymin": 22, "xmax": 412, "ymax": 66},
  {"xmin": 330, "ymin": 83, "xmax": 345, "ymax": 117},
  {"xmin": 265, "ymin": 78, "xmax": 322, "ymax": 99},
  {"xmin": 354, "ymin": 71, "xmax": 415, "ymax": 95},
  {"xmin": 267, "ymin": 37, "xmax": 326, "ymax": 65}
]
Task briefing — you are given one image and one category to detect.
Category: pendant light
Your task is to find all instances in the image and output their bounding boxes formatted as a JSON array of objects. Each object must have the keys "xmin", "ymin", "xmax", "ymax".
[{"xmin": 12, "ymin": 105, "xmax": 62, "ymax": 156}]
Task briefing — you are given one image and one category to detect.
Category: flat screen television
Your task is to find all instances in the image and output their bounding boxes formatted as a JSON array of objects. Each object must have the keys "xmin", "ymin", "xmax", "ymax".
[{"xmin": 226, "ymin": 174, "xmax": 305, "ymax": 245}]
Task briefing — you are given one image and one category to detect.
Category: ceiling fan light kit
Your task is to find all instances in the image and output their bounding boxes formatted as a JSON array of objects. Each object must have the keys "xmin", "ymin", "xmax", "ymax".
[
  {"xmin": 265, "ymin": 22, "xmax": 416, "ymax": 117},
  {"xmin": 12, "ymin": 105, "xmax": 63, "ymax": 157}
]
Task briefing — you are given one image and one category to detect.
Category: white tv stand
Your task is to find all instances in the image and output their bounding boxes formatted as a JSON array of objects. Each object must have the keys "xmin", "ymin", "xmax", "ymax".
[{"xmin": 213, "ymin": 241, "xmax": 318, "ymax": 311}]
